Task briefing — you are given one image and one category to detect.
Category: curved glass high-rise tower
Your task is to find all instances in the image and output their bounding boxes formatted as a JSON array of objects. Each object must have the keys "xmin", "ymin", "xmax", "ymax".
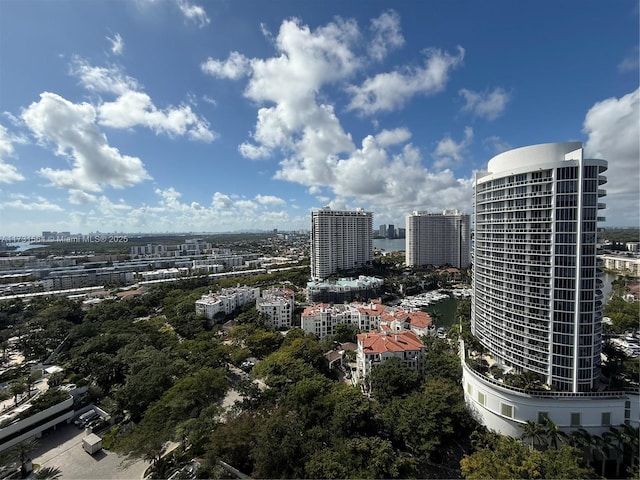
[{"xmin": 472, "ymin": 142, "xmax": 607, "ymax": 393}]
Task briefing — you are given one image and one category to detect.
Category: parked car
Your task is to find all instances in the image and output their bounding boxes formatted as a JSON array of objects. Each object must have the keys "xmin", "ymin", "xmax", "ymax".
[{"xmin": 74, "ymin": 410, "xmax": 98, "ymax": 428}]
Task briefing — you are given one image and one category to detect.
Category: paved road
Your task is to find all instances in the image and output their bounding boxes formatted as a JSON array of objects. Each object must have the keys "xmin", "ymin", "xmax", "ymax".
[{"xmin": 31, "ymin": 423, "xmax": 149, "ymax": 480}]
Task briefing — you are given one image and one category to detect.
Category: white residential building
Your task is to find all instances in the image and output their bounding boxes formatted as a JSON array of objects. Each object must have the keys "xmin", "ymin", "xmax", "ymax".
[
  {"xmin": 301, "ymin": 303, "xmax": 361, "ymax": 339},
  {"xmin": 599, "ymin": 254, "xmax": 640, "ymax": 277},
  {"xmin": 405, "ymin": 210, "xmax": 470, "ymax": 268},
  {"xmin": 465, "ymin": 141, "xmax": 639, "ymax": 437},
  {"xmin": 311, "ymin": 207, "xmax": 373, "ymax": 280},
  {"xmin": 301, "ymin": 301, "xmax": 433, "ymax": 339},
  {"xmin": 256, "ymin": 287, "xmax": 295, "ymax": 329},
  {"xmin": 306, "ymin": 276, "xmax": 384, "ymax": 303},
  {"xmin": 195, "ymin": 286, "xmax": 260, "ymax": 320},
  {"xmin": 355, "ymin": 330, "xmax": 425, "ymax": 386}
]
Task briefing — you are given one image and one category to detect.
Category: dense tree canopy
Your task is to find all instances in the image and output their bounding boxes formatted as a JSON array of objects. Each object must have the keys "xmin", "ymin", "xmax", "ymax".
[
  {"xmin": 461, "ymin": 434, "xmax": 596, "ymax": 479},
  {"xmin": 369, "ymin": 356, "xmax": 422, "ymax": 402},
  {"xmin": 605, "ymin": 294, "xmax": 640, "ymax": 334},
  {"xmin": 0, "ymin": 276, "xmax": 486, "ymax": 479}
]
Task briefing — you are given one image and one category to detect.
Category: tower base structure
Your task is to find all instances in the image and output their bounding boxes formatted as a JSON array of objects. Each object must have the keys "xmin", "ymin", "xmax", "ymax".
[{"xmin": 461, "ymin": 349, "xmax": 639, "ymax": 438}]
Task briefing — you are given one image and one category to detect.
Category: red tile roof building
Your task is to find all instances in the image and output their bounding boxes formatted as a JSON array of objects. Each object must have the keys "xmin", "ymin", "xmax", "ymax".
[
  {"xmin": 301, "ymin": 301, "xmax": 434, "ymax": 339},
  {"xmin": 355, "ymin": 330, "xmax": 425, "ymax": 386}
]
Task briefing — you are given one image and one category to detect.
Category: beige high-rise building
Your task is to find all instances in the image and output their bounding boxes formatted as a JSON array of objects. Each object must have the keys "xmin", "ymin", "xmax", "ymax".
[
  {"xmin": 311, "ymin": 207, "xmax": 373, "ymax": 280},
  {"xmin": 405, "ymin": 210, "xmax": 470, "ymax": 268}
]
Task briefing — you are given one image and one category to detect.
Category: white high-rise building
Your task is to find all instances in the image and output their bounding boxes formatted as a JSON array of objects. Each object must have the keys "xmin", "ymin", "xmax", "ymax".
[
  {"xmin": 405, "ymin": 210, "xmax": 470, "ymax": 268},
  {"xmin": 311, "ymin": 207, "xmax": 373, "ymax": 280},
  {"xmin": 463, "ymin": 142, "xmax": 638, "ymax": 437}
]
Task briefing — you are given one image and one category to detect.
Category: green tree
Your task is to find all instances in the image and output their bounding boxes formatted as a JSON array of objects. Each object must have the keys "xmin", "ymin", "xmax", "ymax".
[
  {"xmin": 542, "ymin": 416, "xmax": 568, "ymax": 449},
  {"xmin": 174, "ymin": 403, "xmax": 222, "ymax": 455},
  {"xmin": 207, "ymin": 411, "xmax": 262, "ymax": 474},
  {"xmin": 461, "ymin": 435, "xmax": 595, "ymax": 479},
  {"xmin": 604, "ymin": 296, "xmax": 640, "ymax": 333},
  {"xmin": 5, "ymin": 439, "xmax": 38, "ymax": 478},
  {"xmin": 333, "ymin": 323, "xmax": 358, "ymax": 343},
  {"xmin": 327, "ymin": 385, "xmax": 377, "ymax": 437},
  {"xmin": 10, "ymin": 381, "xmax": 26, "ymax": 405},
  {"xmin": 251, "ymin": 408, "xmax": 309, "ymax": 478},
  {"xmin": 245, "ymin": 329, "xmax": 284, "ymax": 358},
  {"xmin": 370, "ymin": 357, "xmax": 422, "ymax": 402},
  {"xmin": 116, "ymin": 356, "xmax": 176, "ymax": 422},
  {"xmin": 569, "ymin": 428, "xmax": 598, "ymax": 466},
  {"xmin": 382, "ymin": 378, "xmax": 475, "ymax": 466},
  {"xmin": 118, "ymin": 367, "xmax": 229, "ymax": 461},
  {"xmin": 253, "ymin": 352, "xmax": 319, "ymax": 388},
  {"xmin": 520, "ymin": 420, "xmax": 548, "ymax": 450},
  {"xmin": 306, "ymin": 436, "xmax": 416, "ymax": 479},
  {"xmin": 422, "ymin": 336, "xmax": 463, "ymax": 382}
]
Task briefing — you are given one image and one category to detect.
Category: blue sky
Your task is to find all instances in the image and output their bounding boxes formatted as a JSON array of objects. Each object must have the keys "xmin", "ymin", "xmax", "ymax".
[{"xmin": 0, "ymin": 0, "xmax": 638, "ymax": 235}]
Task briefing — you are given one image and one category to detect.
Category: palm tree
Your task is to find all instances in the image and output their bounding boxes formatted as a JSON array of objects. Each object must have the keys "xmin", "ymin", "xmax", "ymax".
[
  {"xmin": 602, "ymin": 429, "xmax": 624, "ymax": 478},
  {"xmin": 569, "ymin": 429, "xmax": 611, "ymax": 477},
  {"xmin": 7, "ymin": 439, "xmax": 38, "ymax": 477},
  {"xmin": 429, "ymin": 311, "xmax": 443, "ymax": 331},
  {"xmin": 569, "ymin": 428, "xmax": 596, "ymax": 465},
  {"xmin": 520, "ymin": 420, "xmax": 547, "ymax": 450},
  {"xmin": 609, "ymin": 424, "xmax": 640, "ymax": 475},
  {"xmin": 541, "ymin": 416, "xmax": 567, "ymax": 449},
  {"xmin": 592, "ymin": 434, "xmax": 611, "ymax": 478},
  {"xmin": 35, "ymin": 466, "xmax": 62, "ymax": 480}
]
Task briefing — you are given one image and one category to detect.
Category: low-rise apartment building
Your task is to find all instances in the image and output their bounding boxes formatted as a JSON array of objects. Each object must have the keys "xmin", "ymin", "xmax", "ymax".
[
  {"xmin": 306, "ymin": 276, "xmax": 384, "ymax": 303},
  {"xmin": 301, "ymin": 301, "xmax": 433, "ymax": 339},
  {"xmin": 256, "ymin": 287, "xmax": 295, "ymax": 329},
  {"xmin": 195, "ymin": 286, "xmax": 261, "ymax": 320},
  {"xmin": 600, "ymin": 254, "xmax": 640, "ymax": 277},
  {"xmin": 355, "ymin": 330, "xmax": 425, "ymax": 386}
]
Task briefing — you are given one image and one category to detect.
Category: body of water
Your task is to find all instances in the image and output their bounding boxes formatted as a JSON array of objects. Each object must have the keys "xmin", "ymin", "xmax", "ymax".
[
  {"xmin": 423, "ymin": 296, "xmax": 460, "ymax": 328},
  {"xmin": 6, "ymin": 242, "xmax": 47, "ymax": 252},
  {"xmin": 602, "ymin": 271, "xmax": 617, "ymax": 301},
  {"xmin": 373, "ymin": 238, "xmax": 405, "ymax": 252}
]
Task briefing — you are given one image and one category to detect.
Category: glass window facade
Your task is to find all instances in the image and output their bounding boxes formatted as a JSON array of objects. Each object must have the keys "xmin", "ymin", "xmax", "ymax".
[{"xmin": 472, "ymin": 143, "xmax": 607, "ymax": 393}]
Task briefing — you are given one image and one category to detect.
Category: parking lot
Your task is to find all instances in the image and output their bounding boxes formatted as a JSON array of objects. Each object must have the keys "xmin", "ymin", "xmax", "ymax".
[{"xmin": 31, "ymin": 422, "xmax": 149, "ymax": 479}]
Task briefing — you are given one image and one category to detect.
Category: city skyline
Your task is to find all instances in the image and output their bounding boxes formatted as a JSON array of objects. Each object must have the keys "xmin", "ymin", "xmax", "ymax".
[{"xmin": 0, "ymin": 1, "xmax": 638, "ymax": 236}]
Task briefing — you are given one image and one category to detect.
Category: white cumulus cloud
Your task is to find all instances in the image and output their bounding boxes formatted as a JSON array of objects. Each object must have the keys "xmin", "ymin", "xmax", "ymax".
[
  {"xmin": 0, "ymin": 124, "xmax": 25, "ymax": 183},
  {"xmin": 212, "ymin": 191, "xmax": 233, "ymax": 209},
  {"xmin": 459, "ymin": 87, "xmax": 511, "ymax": 120},
  {"xmin": 201, "ymin": 51, "xmax": 251, "ymax": 79},
  {"xmin": 98, "ymin": 91, "xmax": 216, "ymax": 142},
  {"xmin": 583, "ymin": 87, "xmax": 640, "ymax": 226},
  {"xmin": 72, "ymin": 58, "xmax": 140, "ymax": 96},
  {"xmin": 22, "ymin": 92, "xmax": 152, "ymax": 192},
  {"xmin": 368, "ymin": 10, "xmax": 404, "ymax": 61},
  {"xmin": 69, "ymin": 189, "xmax": 98, "ymax": 205},
  {"xmin": 177, "ymin": 0, "xmax": 210, "ymax": 28},
  {"xmin": 347, "ymin": 46, "xmax": 465, "ymax": 115},
  {"xmin": 375, "ymin": 127, "xmax": 412, "ymax": 147},
  {"xmin": 255, "ymin": 194, "xmax": 286, "ymax": 206},
  {"xmin": 2, "ymin": 195, "xmax": 63, "ymax": 211},
  {"xmin": 72, "ymin": 59, "xmax": 217, "ymax": 142},
  {"xmin": 203, "ymin": 13, "xmax": 473, "ymax": 220},
  {"xmin": 433, "ymin": 127, "xmax": 474, "ymax": 169}
]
